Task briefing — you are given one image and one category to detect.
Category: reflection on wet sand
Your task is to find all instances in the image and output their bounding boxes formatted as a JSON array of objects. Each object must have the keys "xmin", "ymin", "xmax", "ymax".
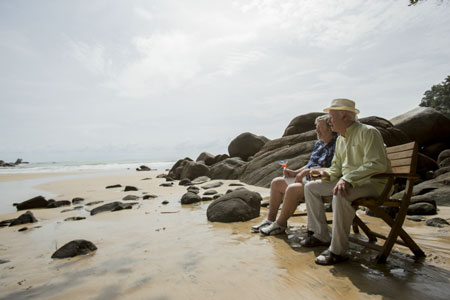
[{"xmin": 0, "ymin": 171, "xmax": 449, "ymax": 299}]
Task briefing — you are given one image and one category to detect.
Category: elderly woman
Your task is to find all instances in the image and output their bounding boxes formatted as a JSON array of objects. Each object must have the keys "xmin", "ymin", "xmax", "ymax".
[{"xmin": 252, "ymin": 114, "xmax": 337, "ymax": 235}]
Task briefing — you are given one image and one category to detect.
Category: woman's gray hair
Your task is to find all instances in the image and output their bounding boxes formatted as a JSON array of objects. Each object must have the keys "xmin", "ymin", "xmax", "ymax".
[{"xmin": 315, "ymin": 114, "xmax": 331, "ymax": 128}]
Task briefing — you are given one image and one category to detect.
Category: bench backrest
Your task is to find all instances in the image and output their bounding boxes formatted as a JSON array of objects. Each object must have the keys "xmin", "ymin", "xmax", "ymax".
[{"xmin": 386, "ymin": 141, "xmax": 418, "ymax": 175}]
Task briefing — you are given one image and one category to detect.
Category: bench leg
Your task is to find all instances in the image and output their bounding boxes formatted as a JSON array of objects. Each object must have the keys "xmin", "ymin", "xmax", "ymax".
[{"xmin": 369, "ymin": 206, "xmax": 425, "ymax": 263}]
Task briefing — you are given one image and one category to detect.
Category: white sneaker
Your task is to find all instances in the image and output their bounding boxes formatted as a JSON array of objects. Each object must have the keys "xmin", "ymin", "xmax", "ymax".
[
  {"xmin": 251, "ymin": 219, "xmax": 272, "ymax": 233},
  {"xmin": 260, "ymin": 222, "xmax": 287, "ymax": 236}
]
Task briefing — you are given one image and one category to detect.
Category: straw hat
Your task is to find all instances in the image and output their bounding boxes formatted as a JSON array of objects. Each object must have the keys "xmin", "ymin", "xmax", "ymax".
[{"xmin": 323, "ymin": 98, "xmax": 360, "ymax": 114}]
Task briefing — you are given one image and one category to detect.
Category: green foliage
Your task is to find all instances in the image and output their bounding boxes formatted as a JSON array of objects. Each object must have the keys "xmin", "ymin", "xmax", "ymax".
[{"xmin": 419, "ymin": 75, "xmax": 450, "ymax": 119}]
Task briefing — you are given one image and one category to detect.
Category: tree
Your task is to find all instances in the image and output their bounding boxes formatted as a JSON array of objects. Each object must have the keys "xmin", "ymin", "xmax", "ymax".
[{"xmin": 419, "ymin": 75, "xmax": 450, "ymax": 119}]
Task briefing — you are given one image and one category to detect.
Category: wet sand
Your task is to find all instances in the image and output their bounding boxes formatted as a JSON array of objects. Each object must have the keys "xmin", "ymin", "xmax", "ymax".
[{"xmin": 0, "ymin": 171, "xmax": 449, "ymax": 299}]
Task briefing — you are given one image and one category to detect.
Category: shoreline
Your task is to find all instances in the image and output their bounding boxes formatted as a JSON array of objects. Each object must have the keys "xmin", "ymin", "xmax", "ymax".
[{"xmin": 0, "ymin": 171, "xmax": 449, "ymax": 299}]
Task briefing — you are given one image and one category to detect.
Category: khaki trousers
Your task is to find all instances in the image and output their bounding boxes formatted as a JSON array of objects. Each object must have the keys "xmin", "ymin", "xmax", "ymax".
[{"xmin": 304, "ymin": 179, "xmax": 379, "ymax": 255}]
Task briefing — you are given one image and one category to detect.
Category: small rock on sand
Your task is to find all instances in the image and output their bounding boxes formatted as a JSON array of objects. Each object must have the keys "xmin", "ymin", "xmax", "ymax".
[
  {"xmin": 51, "ymin": 240, "xmax": 97, "ymax": 259},
  {"xmin": 106, "ymin": 184, "xmax": 122, "ymax": 189}
]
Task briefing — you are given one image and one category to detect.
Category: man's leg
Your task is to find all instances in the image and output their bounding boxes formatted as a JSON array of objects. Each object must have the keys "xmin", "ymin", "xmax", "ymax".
[
  {"xmin": 304, "ymin": 180, "xmax": 336, "ymax": 243},
  {"xmin": 267, "ymin": 177, "xmax": 287, "ymax": 222},
  {"xmin": 330, "ymin": 183, "xmax": 379, "ymax": 255},
  {"xmin": 276, "ymin": 183, "xmax": 304, "ymax": 227}
]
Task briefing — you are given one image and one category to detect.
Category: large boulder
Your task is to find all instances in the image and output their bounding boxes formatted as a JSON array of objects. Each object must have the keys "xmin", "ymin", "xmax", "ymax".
[
  {"xmin": 208, "ymin": 158, "xmax": 246, "ymax": 180},
  {"xmin": 14, "ymin": 196, "xmax": 49, "ymax": 211},
  {"xmin": 168, "ymin": 157, "xmax": 193, "ymax": 180},
  {"xmin": 206, "ymin": 189, "xmax": 262, "ymax": 222},
  {"xmin": 392, "ymin": 171, "xmax": 450, "ymax": 206},
  {"xmin": 390, "ymin": 107, "xmax": 450, "ymax": 146},
  {"xmin": 240, "ymin": 137, "xmax": 316, "ymax": 187},
  {"xmin": 180, "ymin": 161, "xmax": 210, "ymax": 180},
  {"xmin": 359, "ymin": 116, "xmax": 411, "ymax": 147},
  {"xmin": 283, "ymin": 112, "xmax": 325, "ymax": 137},
  {"xmin": 228, "ymin": 132, "xmax": 270, "ymax": 161},
  {"xmin": 196, "ymin": 152, "xmax": 216, "ymax": 166}
]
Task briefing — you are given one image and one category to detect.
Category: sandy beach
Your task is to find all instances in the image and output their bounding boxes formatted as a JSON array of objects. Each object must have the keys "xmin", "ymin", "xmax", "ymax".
[{"xmin": 1, "ymin": 171, "xmax": 449, "ymax": 300}]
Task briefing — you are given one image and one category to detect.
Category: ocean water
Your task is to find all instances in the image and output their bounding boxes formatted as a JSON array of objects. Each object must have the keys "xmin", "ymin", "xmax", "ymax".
[
  {"xmin": 0, "ymin": 160, "xmax": 174, "ymax": 174},
  {"xmin": 0, "ymin": 160, "xmax": 175, "ymax": 214}
]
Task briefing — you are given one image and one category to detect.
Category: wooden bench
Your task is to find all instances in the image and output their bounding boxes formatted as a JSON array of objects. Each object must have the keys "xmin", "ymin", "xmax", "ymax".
[{"xmin": 297, "ymin": 141, "xmax": 426, "ymax": 263}]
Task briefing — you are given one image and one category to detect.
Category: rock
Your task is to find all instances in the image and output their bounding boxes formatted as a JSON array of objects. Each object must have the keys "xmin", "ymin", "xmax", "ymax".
[
  {"xmin": 18, "ymin": 227, "xmax": 28, "ymax": 232},
  {"xmin": 407, "ymin": 216, "xmax": 426, "ymax": 222},
  {"xmin": 51, "ymin": 240, "xmax": 97, "ymax": 259},
  {"xmin": 191, "ymin": 176, "xmax": 211, "ymax": 184},
  {"xmin": 359, "ymin": 116, "xmax": 412, "ymax": 147},
  {"xmin": 143, "ymin": 194, "xmax": 158, "ymax": 200},
  {"xmin": 422, "ymin": 142, "xmax": 450, "ymax": 160},
  {"xmin": 9, "ymin": 211, "xmax": 38, "ymax": 226},
  {"xmin": 72, "ymin": 197, "xmax": 85, "ymax": 204},
  {"xmin": 229, "ymin": 183, "xmax": 244, "ymax": 186},
  {"xmin": 162, "ymin": 200, "xmax": 169, "ymax": 205},
  {"xmin": 438, "ymin": 149, "xmax": 450, "ymax": 166},
  {"xmin": 167, "ymin": 157, "xmax": 193, "ymax": 179},
  {"xmin": 425, "ymin": 217, "xmax": 449, "ymax": 228},
  {"xmin": 181, "ymin": 192, "xmax": 202, "ymax": 204},
  {"xmin": 391, "ymin": 172, "xmax": 450, "ymax": 206},
  {"xmin": 124, "ymin": 186, "xmax": 138, "ymax": 192},
  {"xmin": 141, "ymin": 178, "xmax": 152, "ymax": 181},
  {"xmin": 407, "ymin": 203, "xmax": 436, "ymax": 215},
  {"xmin": 64, "ymin": 217, "xmax": 86, "ymax": 221},
  {"xmin": 0, "ymin": 260, "xmax": 10, "ymax": 264},
  {"xmin": 0, "ymin": 218, "xmax": 16, "ymax": 227},
  {"xmin": 179, "ymin": 161, "xmax": 210, "ymax": 180},
  {"xmin": 203, "ymin": 189, "xmax": 218, "ymax": 195},
  {"xmin": 196, "ymin": 152, "xmax": 216, "ymax": 166},
  {"xmin": 85, "ymin": 201, "xmax": 104, "ymax": 206},
  {"xmin": 283, "ymin": 112, "xmax": 325, "ymax": 137},
  {"xmin": 14, "ymin": 158, "xmax": 23, "ymax": 165},
  {"xmin": 390, "ymin": 107, "xmax": 450, "ymax": 146},
  {"xmin": 179, "ymin": 178, "xmax": 192, "ymax": 186},
  {"xmin": 240, "ymin": 137, "xmax": 316, "ymax": 187},
  {"xmin": 202, "ymin": 196, "xmax": 214, "ymax": 201},
  {"xmin": 47, "ymin": 200, "xmax": 71, "ymax": 208},
  {"xmin": 187, "ymin": 186, "xmax": 200, "ymax": 194},
  {"xmin": 90, "ymin": 202, "xmax": 138, "ymax": 216},
  {"xmin": 214, "ymin": 154, "xmax": 229, "ymax": 164},
  {"xmin": 206, "ymin": 189, "xmax": 262, "ymax": 222},
  {"xmin": 14, "ymin": 195, "xmax": 49, "ymax": 211},
  {"xmin": 106, "ymin": 184, "xmax": 122, "ymax": 189},
  {"xmin": 201, "ymin": 182, "xmax": 223, "ymax": 190},
  {"xmin": 165, "ymin": 177, "xmax": 174, "ymax": 182},
  {"xmin": 434, "ymin": 166, "xmax": 450, "ymax": 177},
  {"xmin": 156, "ymin": 174, "xmax": 168, "ymax": 178},
  {"xmin": 136, "ymin": 165, "xmax": 151, "ymax": 171},
  {"xmin": 439, "ymin": 157, "xmax": 450, "ymax": 168},
  {"xmin": 123, "ymin": 195, "xmax": 140, "ymax": 201},
  {"xmin": 208, "ymin": 158, "xmax": 246, "ymax": 180},
  {"xmin": 160, "ymin": 182, "xmax": 174, "ymax": 187},
  {"xmin": 213, "ymin": 194, "xmax": 223, "ymax": 199},
  {"xmin": 228, "ymin": 132, "xmax": 270, "ymax": 161}
]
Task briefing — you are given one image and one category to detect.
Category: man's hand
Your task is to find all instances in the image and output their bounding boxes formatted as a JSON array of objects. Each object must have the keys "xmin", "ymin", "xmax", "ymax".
[{"xmin": 333, "ymin": 178, "xmax": 351, "ymax": 196}]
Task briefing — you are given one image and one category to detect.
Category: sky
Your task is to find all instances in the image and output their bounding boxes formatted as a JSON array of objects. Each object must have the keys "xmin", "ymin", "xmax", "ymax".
[{"xmin": 1, "ymin": 0, "xmax": 449, "ymax": 163}]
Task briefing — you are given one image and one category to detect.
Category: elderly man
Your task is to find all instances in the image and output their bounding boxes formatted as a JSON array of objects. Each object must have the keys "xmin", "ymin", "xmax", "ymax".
[
  {"xmin": 252, "ymin": 115, "xmax": 337, "ymax": 235},
  {"xmin": 302, "ymin": 98, "xmax": 391, "ymax": 265}
]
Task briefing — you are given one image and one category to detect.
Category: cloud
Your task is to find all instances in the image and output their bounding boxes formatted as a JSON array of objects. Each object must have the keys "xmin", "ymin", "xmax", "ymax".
[{"xmin": 66, "ymin": 38, "xmax": 113, "ymax": 76}]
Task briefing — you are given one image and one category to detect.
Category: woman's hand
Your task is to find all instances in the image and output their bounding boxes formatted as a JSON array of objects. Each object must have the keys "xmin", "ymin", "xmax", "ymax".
[
  {"xmin": 283, "ymin": 168, "xmax": 297, "ymax": 178},
  {"xmin": 294, "ymin": 169, "xmax": 310, "ymax": 183}
]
